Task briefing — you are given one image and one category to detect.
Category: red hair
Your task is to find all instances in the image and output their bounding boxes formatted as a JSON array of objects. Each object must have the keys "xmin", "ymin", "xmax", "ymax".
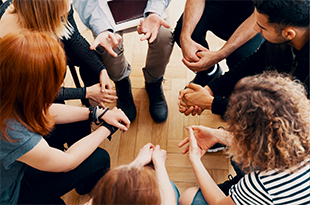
[
  {"xmin": 92, "ymin": 166, "xmax": 161, "ymax": 205},
  {"xmin": 0, "ymin": 31, "xmax": 67, "ymax": 141}
]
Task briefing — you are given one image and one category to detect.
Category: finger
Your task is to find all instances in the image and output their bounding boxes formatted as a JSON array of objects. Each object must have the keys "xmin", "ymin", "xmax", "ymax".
[
  {"xmin": 140, "ymin": 32, "xmax": 151, "ymax": 41},
  {"xmin": 90, "ymin": 38, "xmax": 100, "ymax": 50},
  {"xmin": 160, "ymin": 19, "xmax": 171, "ymax": 29},
  {"xmin": 187, "ymin": 83, "xmax": 202, "ymax": 91},
  {"xmin": 178, "ymin": 137, "xmax": 189, "ymax": 148},
  {"xmin": 145, "ymin": 143, "xmax": 154, "ymax": 149},
  {"xmin": 192, "ymin": 107, "xmax": 198, "ymax": 116},
  {"xmin": 184, "ymin": 106, "xmax": 194, "ymax": 116},
  {"xmin": 105, "ymin": 46, "xmax": 118, "ymax": 57},
  {"xmin": 182, "ymin": 146, "xmax": 189, "ymax": 154},
  {"xmin": 137, "ymin": 25, "xmax": 143, "ymax": 34},
  {"xmin": 155, "ymin": 145, "xmax": 161, "ymax": 151},
  {"xmin": 179, "ymin": 89, "xmax": 186, "ymax": 99},
  {"xmin": 99, "ymin": 102, "xmax": 106, "ymax": 108},
  {"xmin": 148, "ymin": 30, "xmax": 158, "ymax": 43},
  {"xmin": 114, "ymin": 121, "xmax": 128, "ymax": 131},
  {"xmin": 108, "ymin": 33, "xmax": 121, "ymax": 47},
  {"xmin": 197, "ymin": 107, "xmax": 202, "ymax": 115},
  {"xmin": 182, "ymin": 58, "xmax": 202, "ymax": 71},
  {"xmin": 104, "ymin": 80, "xmax": 113, "ymax": 90},
  {"xmin": 104, "ymin": 89, "xmax": 116, "ymax": 95},
  {"xmin": 187, "ymin": 127, "xmax": 197, "ymax": 146}
]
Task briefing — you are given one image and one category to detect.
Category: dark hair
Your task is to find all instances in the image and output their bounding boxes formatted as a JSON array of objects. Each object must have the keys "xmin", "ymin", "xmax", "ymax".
[
  {"xmin": 253, "ymin": 0, "xmax": 310, "ymax": 30},
  {"xmin": 226, "ymin": 71, "xmax": 310, "ymax": 173}
]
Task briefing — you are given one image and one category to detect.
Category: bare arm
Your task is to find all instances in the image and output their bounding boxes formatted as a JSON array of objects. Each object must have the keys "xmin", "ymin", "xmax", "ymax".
[
  {"xmin": 216, "ymin": 12, "xmax": 257, "ymax": 61},
  {"xmin": 152, "ymin": 145, "xmax": 176, "ymax": 205},
  {"xmin": 187, "ymin": 128, "xmax": 235, "ymax": 205},
  {"xmin": 17, "ymin": 126, "xmax": 110, "ymax": 172},
  {"xmin": 182, "ymin": 12, "xmax": 258, "ymax": 72},
  {"xmin": 180, "ymin": 0, "xmax": 208, "ymax": 62}
]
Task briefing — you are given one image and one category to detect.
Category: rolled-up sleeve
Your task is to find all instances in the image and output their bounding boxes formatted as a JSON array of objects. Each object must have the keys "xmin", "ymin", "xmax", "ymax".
[
  {"xmin": 144, "ymin": 0, "xmax": 171, "ymax": 17},
  {"xmin": 72, "ymin": 0, "xmax": 114, "ymax": 35}
]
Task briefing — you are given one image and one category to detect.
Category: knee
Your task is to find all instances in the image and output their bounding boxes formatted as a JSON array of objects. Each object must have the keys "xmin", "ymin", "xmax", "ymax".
[
  {"xmin": 93, "ymin": 148, "xmax": 111, "ymax": 169},
  {"xmin": 179, "ymin": 186, "xmax": 198, "ymax": 205},
  {"xmin": 151, "ymin": 27, "xmax": 174, "ymax": 48}
]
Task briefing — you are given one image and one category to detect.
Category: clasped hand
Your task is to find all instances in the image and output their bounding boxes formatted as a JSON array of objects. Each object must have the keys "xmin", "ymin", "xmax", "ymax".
[
  {"xmin": 130, "ymin": 143, "xmax": 167, "ymax": 169},
  {"xmin": 178, "ymin": 84, "xmax": 214, "ymax": 116}
]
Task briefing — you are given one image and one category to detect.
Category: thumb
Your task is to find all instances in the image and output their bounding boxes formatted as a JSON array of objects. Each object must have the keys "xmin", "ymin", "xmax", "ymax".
[
  {"xmin": 160, "ymin": 19, "xmax": 170, "ymax": 29},
  {"xmin": 90, "ymin": 38, "xmax": 100, "ymax": 50},
  {"xmin": 187, "ymin": 83, "xmax": 202, "ymax": 91}
]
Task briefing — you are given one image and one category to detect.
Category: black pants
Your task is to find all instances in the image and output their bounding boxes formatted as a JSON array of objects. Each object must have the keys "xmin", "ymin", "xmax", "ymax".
[
  {"xmin": 173, "ymin": 0, "xmax": 264, "ymax": 68},
  {"xmin": 18, "ymin": 120, "xmax": 110, "ymax": 204},
  {"xmin": 18, "ymin": 149, "xmax": 110, "ymax": 204}
]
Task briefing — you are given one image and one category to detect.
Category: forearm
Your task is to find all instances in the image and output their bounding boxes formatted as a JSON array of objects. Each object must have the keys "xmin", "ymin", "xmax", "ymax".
[
  {"xmin": 180, "ymin": 0, "xmax": 205, "ymax": 42},
  {"xmin": 191, "ymin": 159, "xmax": 226, "ymax": 205},
  {"xmin": 49, "ymin": 104, "xmax": 89, "ymax": 124},
  {"xmin": 216, "ymin": 12, "xmax": 257, "ymax": 60},
  {"xmin": 155, "ymin": 164, "xmax": 176, "ymax": 205}
]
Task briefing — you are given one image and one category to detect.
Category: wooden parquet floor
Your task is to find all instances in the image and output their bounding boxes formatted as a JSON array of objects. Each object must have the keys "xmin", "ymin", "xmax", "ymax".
[{"xmin": 62, "ymin": 1, "xmax": 235, "ymax": 204}]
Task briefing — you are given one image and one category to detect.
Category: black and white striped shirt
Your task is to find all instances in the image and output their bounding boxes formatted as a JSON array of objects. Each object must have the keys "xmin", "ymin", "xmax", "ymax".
[{"xmin": 229, "ymin": 161, "xmax": 310, "ymax": 205}]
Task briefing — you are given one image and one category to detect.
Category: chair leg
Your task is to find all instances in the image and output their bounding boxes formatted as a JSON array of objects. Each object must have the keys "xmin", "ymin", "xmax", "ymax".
[{"xmin": 67, "ymin": 62, "xmax": 89, "ymax": 106}]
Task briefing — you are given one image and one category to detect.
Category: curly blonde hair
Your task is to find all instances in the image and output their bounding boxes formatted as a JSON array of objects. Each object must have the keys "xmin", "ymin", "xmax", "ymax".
[{"xmin": 226, "ymin": 71, "xmax": 310, "ymax": 173}]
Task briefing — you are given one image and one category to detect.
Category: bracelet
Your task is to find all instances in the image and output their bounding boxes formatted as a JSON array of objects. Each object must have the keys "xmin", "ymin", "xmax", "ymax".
[
  {"xmin": 101, "ymin": 121, "xmax": 118, "ymax": 141},
  {"xmin": 95, "ymin": 107, "xmax": 109, "ymax": 125}
]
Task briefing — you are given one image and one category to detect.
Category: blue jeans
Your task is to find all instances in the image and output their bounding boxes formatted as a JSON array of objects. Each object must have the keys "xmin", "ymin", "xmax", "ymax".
[{"xmin": 171, "ymin": 181, "xmax": 180, "ymax": 205}]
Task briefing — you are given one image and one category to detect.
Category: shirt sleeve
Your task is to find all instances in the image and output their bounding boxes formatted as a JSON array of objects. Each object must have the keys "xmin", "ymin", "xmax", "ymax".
[
  {"xmin": 72, "ymin": 0, "xmax": 114, "ymax": 35},
  {"xmin": 144, "ymin": 0, "xmax": 171, "ymax": 17},
  {"xmin": 208, "ymin": 41, "xmax": 267, "ymax": 115},
  {"xmin": 229, "ymin": 172, "xmax": 273, "ymax": 205},
  {"xmin": 62, "ymin": 6, "xmax": 106, "ymax": 75},
  {"xmin": 1, "ymin": 123, "xmax": 42, "ymax": 169},
  {"xmin": 54, "ymin": 87, "xmax": 86, "ymax": 102}
]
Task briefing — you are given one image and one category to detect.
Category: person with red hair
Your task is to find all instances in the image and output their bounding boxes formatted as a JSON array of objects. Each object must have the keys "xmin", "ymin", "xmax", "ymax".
[
  {"xmin": 0, "ymin": 31, "xmax": 130, "ymax": 205},
  {"xmin": 89, "ymin": 143, "xmax": 179, "ymax": 205}
]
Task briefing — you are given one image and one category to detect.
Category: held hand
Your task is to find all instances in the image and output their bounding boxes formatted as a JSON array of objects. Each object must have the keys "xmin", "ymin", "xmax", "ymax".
[
  {"xmin": 182, "ymin": 50, "xmax": 222, "ymax": 72},
  {"xmin": 99, "ymin": 69, "xmax": 113, "ymax": 92},
  {"xmin": 179, "ymin": 36, "xmax": 208, "ymax": 63},
  {"xmin": 90, "ymin": 30, "xmax": 122, "ymax": 57},
  {"xmin": 137, "ymin": 13, "xmax": 170, "ymax": 43},
  {"xmin": 101, "ymin": 107, "xmax": 130, "ymax": 132},
  {"xmin": 178, "ymin": 89, "xmax": 203, "ymax": 116},
  {"xmin": 178, "ymin": 126, "xmax": 218, "ymax": 155},
  {"xmin": 181, "ymin": 83, "xmax": 214, "ymax": 111},
  {"xmin": 130, "ymin": 143, "xmax": 155, "ymax": 168},
  {"xmin": 152, "ymin": 145, "xmax": 167, "ymax": 169},
  {"xmin": 86, "ymin": 84, "xmax": 117, "ymax": 107}
]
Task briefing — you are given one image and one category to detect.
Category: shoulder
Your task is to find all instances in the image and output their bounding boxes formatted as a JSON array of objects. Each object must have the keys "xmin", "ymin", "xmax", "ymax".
[{"xmin": 229, "ymin": 172, "xmax": 273, "ymax": 205}]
